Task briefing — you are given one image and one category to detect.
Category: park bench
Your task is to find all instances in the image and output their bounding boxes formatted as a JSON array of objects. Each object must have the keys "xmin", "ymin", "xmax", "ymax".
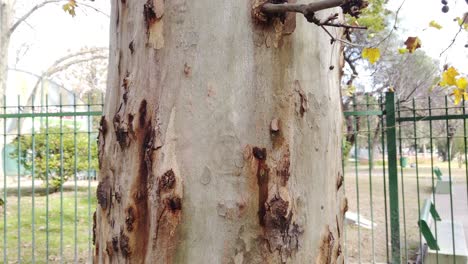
[
  {"xmin": 433, "ymin": 167, "xmax": 451, "ymax": 194},
  {"xmin": 419, "ymin": 198, "xmax": 468, "ymax": 263}
]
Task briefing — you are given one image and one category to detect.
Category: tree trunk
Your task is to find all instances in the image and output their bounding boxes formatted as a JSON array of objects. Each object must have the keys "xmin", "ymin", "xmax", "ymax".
[
  {"xmin": 0, "ymin": 0, "xmax": 12, "ymax": 97},
  {"xmin": 0, "ymin": 0, "xmax": 13, "ymax": 183},
  {"xmin": 95, "ymin": 1, "xmax": 345, "ymax": 263}
]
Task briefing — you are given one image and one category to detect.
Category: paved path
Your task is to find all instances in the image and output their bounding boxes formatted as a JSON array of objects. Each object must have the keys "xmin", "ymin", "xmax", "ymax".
[{"xmin": 433, "ymin": 182, "xmax": 468, "ymax": 249}]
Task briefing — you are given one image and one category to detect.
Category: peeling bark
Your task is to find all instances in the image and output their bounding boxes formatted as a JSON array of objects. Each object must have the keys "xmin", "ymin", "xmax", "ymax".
[{"xmin": 96, "ymin": 1, "xmax": 344, "ymax": 263}]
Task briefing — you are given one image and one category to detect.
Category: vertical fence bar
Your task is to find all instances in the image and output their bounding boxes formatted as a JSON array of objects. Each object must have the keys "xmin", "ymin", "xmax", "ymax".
[
  {"xmin": 428, "ymin": 97, "xmax": 439, "ymax": 263},
  {"xmin": 385, "ymin": 92, "xmax": 401, "ymax": 263},
  {"xmin": 342, "ymin": 136, "xmax": 348, "ymax": 263},
  {"xmin": 444, "ymin": 96, "xmax": 456, "ymax": 263},
  {"xmin": 352, "ymin": 95, "xmax": 362, "ymax": 262},
  {"xmin": 45, "ymin": 95, "xmax": 50, "ymax": 264},
  {"xmin": 87, "ymin": 94, "xmax": 92, "ymax": 262},
  {"xmin": 59, "ymin": 94, "xmax": 64, "ymax": 263},
  {"xmin": 365, "ymin": 94, "xmax": 376, "ymax": 262},
  {"xmin": 31, "ymin": 95, "xmax": 36, "ymax": 263},
  {"xmin": 3, "ymin": 95, "xmax": 7, "ymax": 264},
  {"xmin": 412, "ymin": 98, "xmax": 423, "ymax": 262},
  {"xmin": 17, "ymin": 95, "xmax": 21, "ymax": 263},
  {"xmin": 463, "ymin": 98, "xmax": 468, "ymax": 204},
  {"xmin": 380, "ymin": 95, "xmax": 390, "ymax": 263},
  {"xmin": 396, "ymin": 97, "xmax": 408, "ymax": 261},
  {"xmin": 73, "ymin": 94, "xmax": 78, "ymax": 263}
]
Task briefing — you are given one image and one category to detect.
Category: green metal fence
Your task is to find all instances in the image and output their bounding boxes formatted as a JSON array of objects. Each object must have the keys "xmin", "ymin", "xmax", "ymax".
[
  {"xmin": 0, "ymin": 94, "xmax": 103, "ymax": 263},
  {"xmin": 343, "ymin": 92, "xmax": 468, "ymax": 263}
]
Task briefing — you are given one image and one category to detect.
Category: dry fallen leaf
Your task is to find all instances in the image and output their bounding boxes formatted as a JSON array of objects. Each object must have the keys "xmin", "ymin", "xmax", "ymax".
[{"xmin": 404, "ymin": 37, "xmax": 422, "ymax": 53}]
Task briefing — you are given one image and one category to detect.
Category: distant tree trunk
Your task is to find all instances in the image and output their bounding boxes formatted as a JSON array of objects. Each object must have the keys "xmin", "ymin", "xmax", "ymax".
[
  {"xmin": 0, "ymin": 0, "xmax": 13, "ymax": 96},
  {"xmin": 95, "ymin": 1, "xmax": 346, "ymax": 263},
  {"xmin": 0, "ymin": 0, "xmax": 13, "ymax": 182}
]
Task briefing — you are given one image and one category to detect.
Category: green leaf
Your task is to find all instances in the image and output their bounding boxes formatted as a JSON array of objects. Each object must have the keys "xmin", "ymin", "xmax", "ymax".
[{"xmin": 398, "ymin": 48, "xmax": 408, "ymax": 54}]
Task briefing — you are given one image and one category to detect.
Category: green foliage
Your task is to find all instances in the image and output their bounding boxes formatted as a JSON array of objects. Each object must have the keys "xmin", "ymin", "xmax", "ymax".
[
  {"xmin": 452, "ymin": 123, "xmax": 468, "ymax": 157},
  {"xmin": 348, "ymin": 0, "xmax": 389, "ymax": 33},
  {"xmin": 342, "ymin": 137, "xmax": 353, "ymax": 162},
  {"xmin": 10, "ymin": 126, "xmax": 98, "ymax": 191}
]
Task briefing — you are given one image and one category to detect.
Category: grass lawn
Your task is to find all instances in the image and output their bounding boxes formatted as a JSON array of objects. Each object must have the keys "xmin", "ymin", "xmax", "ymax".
[{"xmin": 0, "ymin": 183, "xmax": 96, "ymax": 264}]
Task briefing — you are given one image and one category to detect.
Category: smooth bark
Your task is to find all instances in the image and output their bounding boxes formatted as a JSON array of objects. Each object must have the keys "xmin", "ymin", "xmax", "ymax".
[{"xmin": 95, "ymin": 1, "xmax": 346, "ymax": 263}]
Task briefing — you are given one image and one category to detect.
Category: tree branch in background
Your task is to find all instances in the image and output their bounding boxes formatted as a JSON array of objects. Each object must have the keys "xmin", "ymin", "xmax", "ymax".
[
  {"xmin": 9, "ymin": 0, "xmax": 109, "ymax": 36},
  {"xmin": 29, "ymin": 47, "xmax": 108, "ymax": 99},
  {"xmin": 9, "ymin": 0, "xmax": 63, "ymax": 35},
  {"xmin": 8, "ymin": 48, "xmax": 108, "ymax": 133},
  {"xmin": 77, "ymin": 2, "xmax": 110, "ymax": 17},
  {"xmin": 440, "ymin": 24, "xmax": 464, "ymax": 56},
  {"xmin": 48, "ymin": 47, "xmax": 108, "ymax": 68}
]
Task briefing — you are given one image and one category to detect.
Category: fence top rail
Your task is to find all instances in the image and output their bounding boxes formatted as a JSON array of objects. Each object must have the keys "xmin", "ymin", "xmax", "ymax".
[
  {"xmin": 397, "ymin": 114, "xmax": 468, "ymax": 122},
  {"xmin": 0, "ymin": 111, "xmax": 103, "ymax": 119}
]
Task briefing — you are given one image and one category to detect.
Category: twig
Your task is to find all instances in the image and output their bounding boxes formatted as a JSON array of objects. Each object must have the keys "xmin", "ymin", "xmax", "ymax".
[
  {"xmin": 373, "ymin": 0, "xmax": 406, "ymax": 47},
  {"xmin": 322, "ymin": 22, "xmax": 367, "ymax": 29},
  {"xmin": 440, "ymin": 24, "xmax": 464, "ymax": 56},
  {"xmin": 78, "ymin": 2, "xmax": 110, "ymax": 18},
  {"xmin": 321, "ymin": 26, "xmax": 367, "ymax": 47}
]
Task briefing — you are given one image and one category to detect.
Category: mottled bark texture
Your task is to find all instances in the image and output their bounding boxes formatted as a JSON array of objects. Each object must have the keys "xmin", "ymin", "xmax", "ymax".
[
  {"xmin": 95, "ymin": 0, "xmax": 345, "ymax": 263},
  {"xmin": 0, "ymin": 0, "xmax": 12, "ymax": 97}
]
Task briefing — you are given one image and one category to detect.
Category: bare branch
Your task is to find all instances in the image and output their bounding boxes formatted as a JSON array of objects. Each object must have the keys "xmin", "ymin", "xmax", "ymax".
[
  {"xmin": 344, "ymin": 53, "xmax": 358, "ymax": 76},
  {"xmin": 322, "ymin": 21, "xmax": 367, "ymax": 29},
  {"xmin": 320, "ymin": 26, "xmax": 366, "ymax": 47},
  {"xmin": 373, "ymin": 0, "xmax": 406, "ymax": 47},
  {"xmin": 47, "ymin": 55, "xmax": 107, "ymax": 77},
  {"xmin": 78, "ymin": 2, "xmax": 110, "ymax": 17},
  {"xmin": 9, "ymin": 0, "xmax": 109, "ymax": 36},
  {"xmin": 440, "ymin": 24, "xmax": 464, "ymax": 56},
  {"xmin": 261, "ymin": 0, "xmax": 345, "ymax": 16},
  {"xmin": 49, "ymin": 47, "xmax": 108, "ymax": 68},
  {"xmin": 9, "ymin": 0, "xmax": 64, "ymax": 36}
]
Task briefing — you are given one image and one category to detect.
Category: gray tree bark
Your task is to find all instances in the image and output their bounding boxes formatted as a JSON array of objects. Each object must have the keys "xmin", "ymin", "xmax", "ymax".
[
  {"xmin": 0, "ymin": 0, "xmax": 13, "ymax": 184},
  {"xmin": 0, "ymin": 0, "xmax": 13, "ymax": 97},
  {"xmin": 95, "ymin": 0, "xmax": 346, "ymax": 263}
]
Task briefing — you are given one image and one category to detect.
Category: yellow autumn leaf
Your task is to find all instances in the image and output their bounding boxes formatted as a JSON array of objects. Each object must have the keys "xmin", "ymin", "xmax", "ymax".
[
  {"xmin": 62, "ymin": 0, "xmax": 77, "ymax": 17},
  {"xmin": 362, "ymin": 47, "xmax": 380, "ymax": 64},
  {"xmin": 429, "ymin": 20, "xmax": 442, "ymax": 29},
  {"xmin": 453, "ymin": 88, "xmax": 468, "ymax": 105},
  {"xmin": 455, "ymin": 17, "xmax": 468, "ymax": 30},
  {"xmin": 398, "ymin": 48, "xmax": 408, "ymax": 54},
  {"xmin": 456, "ymin": 77, "xmax": 467, "ymax": 90},
  {"xmin": 346, "ymin": 85, "xmax": 356, "ymax": 96},
  {"xmin": 440, "ymin": 67, "xmax": 459, "ymax": 87}
]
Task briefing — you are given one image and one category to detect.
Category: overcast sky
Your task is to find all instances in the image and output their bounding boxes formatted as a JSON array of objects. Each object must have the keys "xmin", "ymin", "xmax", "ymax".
[
  {"xmin": 388, "ymin": 0, "xmax": 467, "ymax": 71},
  {"xmin": 8, "ymin": 0, "xmax": 110, "ymax": 74},
  {"xmin": 7, "ymin": 0, "xmax": 468, "ymax": 87}
]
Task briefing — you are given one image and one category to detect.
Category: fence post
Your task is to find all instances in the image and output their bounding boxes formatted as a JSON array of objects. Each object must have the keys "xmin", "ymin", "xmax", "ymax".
[{"xmin": 385, "ymin": 92, "xmax": 401, "ymax": 263}]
